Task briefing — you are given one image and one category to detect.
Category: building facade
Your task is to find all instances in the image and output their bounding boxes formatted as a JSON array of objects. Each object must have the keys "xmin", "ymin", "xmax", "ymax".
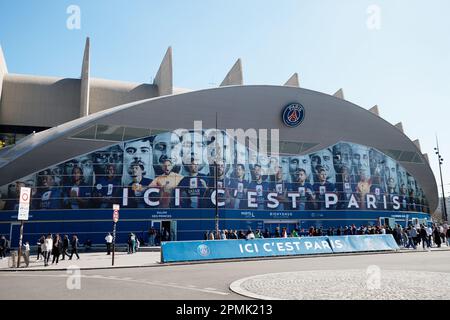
[{"xmin": 0, "ymin": 41, "xmax": 438, "ymax": 246}]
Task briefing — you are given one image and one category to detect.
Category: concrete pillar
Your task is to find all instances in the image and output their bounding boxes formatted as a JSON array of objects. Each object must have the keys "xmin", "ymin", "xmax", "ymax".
[
  {"xmin": 220, "ymin": 59, "xmax": 243, "ymax": 86},
  {"xmin": 153, "ymin": 47, "xmax": 173, "ymax": 96},
  {"xmin": 369, "ymin": 105, "xmax": 380, "ymax": 116},
  {"xmin": 413, "ymin": 139, "xmax": 421, "ymax": 151},
  {"xmin": 284, "ymin": 73, "xmax": 299, "ymax": 87},
  {"xmin": 333, "ymin": 88, "xmax": 344, "ymax": 100},
  {"xmin": 0, "ymin": 45, "xmax": 8, "ymax": 102},
  {"xmin": 394, "ymin": 122, "xmax": 404, "ymax": 133},
  {"xmin": 80, "ymin": 37, "xmax": 90, "ymax": 117}
]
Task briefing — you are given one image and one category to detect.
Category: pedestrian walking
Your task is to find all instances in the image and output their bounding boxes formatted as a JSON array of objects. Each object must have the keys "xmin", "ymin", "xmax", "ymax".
[
  {"xmin": 135, "ymin": 236, "xmax": 140, "ymax": 252},
  {"xmin": 433, "ymin": 227, "xmax": 442, "ymax": 248},
  {"xmin": 61, "ymin": 235, "xmax": 69, "ymax": 260},
  {"xmin": 419, "ymin": 225, "xmax": 430, "ymax": 249},
  {"xmin": 148, "ymin": 228, "xmax": 156, "ymax": 246},
  {"xmin": 447, "ymin": 228, "xmax": 450, "ymax": 247},
  {"xmin": 36, "ymin": 235, "xmax": 45, "ymax": 260},
  {"xmin": 0, "ymin": 235, "xmax": 6, "ymax": 259},
  {"xmin": 22, "ymin": 241, "xmax": 30, "ymax": 267},
  {"xmin": 69, "ymin": 235, "xmax": 80, "ymax": 260},
  {"xmin": 127, "ymin": 233, "xmax": 134, "ymax": 254},
  {"xmin": 43, "ymin": 234, "xmax": 53, "ymax": 266},
  {"xmin": 52, "ymin": 234, "xmax": 61, "ymax": 264},
  {"xmin": 405, "ymin": 227, "xmax": 417, "ymax": 249},
  {"xmin": 105, "ymin": 233, "xmax": 113, "ymax": 255}
]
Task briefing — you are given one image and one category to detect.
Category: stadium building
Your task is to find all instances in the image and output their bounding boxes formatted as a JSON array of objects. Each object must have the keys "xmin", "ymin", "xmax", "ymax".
[{"xmin": 0, "ymin": 39, "xmax": 438, "ymax": 246}]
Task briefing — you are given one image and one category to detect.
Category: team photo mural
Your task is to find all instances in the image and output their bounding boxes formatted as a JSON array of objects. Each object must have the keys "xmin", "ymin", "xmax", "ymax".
[{"xmin": 0, "ymin": 130, "xmax": 430, "ymax": 213}]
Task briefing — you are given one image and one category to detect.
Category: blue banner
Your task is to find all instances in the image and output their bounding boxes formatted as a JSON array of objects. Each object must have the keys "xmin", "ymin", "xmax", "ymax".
[
  {"xmin": 161, "ymin": 234, "xmax": 399, "ymax": 263},
  {"xmin": 328, "ymin": 235, "xmax": 399, "ymax": 253},
  {"xmin": 161, "ymin": 237, "xmax": 333, "ymax": 262}
]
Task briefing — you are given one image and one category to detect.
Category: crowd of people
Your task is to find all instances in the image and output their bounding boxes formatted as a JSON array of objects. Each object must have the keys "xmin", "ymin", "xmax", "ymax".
[
  {"xmin": 1, "ymin": 222, "xmax": 448, "ymax": 267},
  {"xmin": 35, "ymin": 234, "xmax": 80, "ymax": 266},
  {"xmin": 203, "ymin": 223, "xmax": 450, "ymax": 249}
]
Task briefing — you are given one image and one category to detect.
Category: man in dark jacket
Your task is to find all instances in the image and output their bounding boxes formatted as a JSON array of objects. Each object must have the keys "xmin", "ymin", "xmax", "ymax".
[
  {"xmin": 69, "ymin": 235, "xmax": 80, "ymax": 260},
  {"xmin": 419, "ymin": 225, "xmax": 430, "ymax": 249},
  {"xmin": 61, "ymin": 235, "xmax": 69, "ymax": 260},
  {"xmin": 0, "ymin": 235, "xmax": 6, "ymax": 258},
  {"xmin": 433, "ymin": 227, "xmax": 442, "ymax": 248}
]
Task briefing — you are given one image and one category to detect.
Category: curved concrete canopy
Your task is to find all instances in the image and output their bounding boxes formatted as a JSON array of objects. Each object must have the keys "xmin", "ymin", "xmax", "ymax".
[{"xmin": 0, "ymin": 85, "xmax": 438, "ymax": 211}]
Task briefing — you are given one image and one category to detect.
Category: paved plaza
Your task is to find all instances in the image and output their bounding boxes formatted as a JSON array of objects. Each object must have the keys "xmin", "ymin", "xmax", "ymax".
[
  {"xmin": 230, "ymin": 269, "xmax": 450, "ymax": 300},
  {"xmin": 0, "ymin": 247, "xmax": 449, "ymax": 300}
]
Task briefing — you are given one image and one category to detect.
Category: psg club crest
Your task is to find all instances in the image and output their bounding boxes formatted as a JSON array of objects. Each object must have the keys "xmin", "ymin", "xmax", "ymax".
[
  {"xmin": 197, "ymin": 244, "xmax": 210, "ymax": 257},
  {"xmin": 282, "ymin": 103, "xmax": 305, "ymax": 128}
]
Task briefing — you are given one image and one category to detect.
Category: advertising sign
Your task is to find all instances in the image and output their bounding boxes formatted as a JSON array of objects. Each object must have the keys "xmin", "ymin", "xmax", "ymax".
[
  {"xmin": 161, "ymin": 234, "xmax": 399, "ymax": 263},
  {"xmin": 18, "ymin": 187, "xmax": 31, "ymax": 221}
]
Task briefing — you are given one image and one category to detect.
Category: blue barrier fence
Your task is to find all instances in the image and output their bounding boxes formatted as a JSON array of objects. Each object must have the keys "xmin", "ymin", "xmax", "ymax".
[{"xmin": 160, "ymin": 234, "xmax": 399, "ymax": 263}]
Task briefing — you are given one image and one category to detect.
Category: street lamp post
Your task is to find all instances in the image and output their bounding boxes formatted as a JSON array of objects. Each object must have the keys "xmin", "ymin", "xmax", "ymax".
[
  {"xmin": 434, "ymin": 136, "xmax": 448, "ymax": 222},
  {"xmin": 214, "ymin": 161, "xmax": 219, "ymax": 239}
]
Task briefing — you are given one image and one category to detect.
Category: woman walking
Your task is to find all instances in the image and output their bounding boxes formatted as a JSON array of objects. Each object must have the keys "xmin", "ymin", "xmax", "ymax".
[
  {"xmin": 52, "ymin": 234, "xmax": 61, "ymax": 264},
  {"xmin": 61, "ymin": 235, "xmax": 69, "ymax": 260},
  {"xmin": 36, "ymin": 235, "xmax": 45, "ymax": 260},
  {"xmin": 433, "ymin": 226, "xmax": 442, "ymax": 248},
  {"xmin": 43, "ymin": 234, "xmax": 53, "ymax": 267}
]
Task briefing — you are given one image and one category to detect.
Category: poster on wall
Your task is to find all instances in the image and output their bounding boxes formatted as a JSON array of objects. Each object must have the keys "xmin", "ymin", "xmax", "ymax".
[{"xmin": 0, "ymin": 131, "xmax": 429, "ymax": 213}]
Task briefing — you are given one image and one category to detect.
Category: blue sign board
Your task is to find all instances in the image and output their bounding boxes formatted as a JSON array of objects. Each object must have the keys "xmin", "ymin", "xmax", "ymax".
[
  {"xmin": 328, "ymin": 235, "xmax": 399, "ymax": 253},
  {"xmin": 160, "ymin": 234, "xmax": 399, "ymax": 263}
]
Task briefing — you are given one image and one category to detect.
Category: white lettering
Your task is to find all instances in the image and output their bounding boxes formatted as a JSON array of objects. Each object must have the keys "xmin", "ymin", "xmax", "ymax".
[
  {"xmin": 285, "ymin": 242, "xmax": 293, "ymax": 251},
  {"xmin": 366, "ymin": 194, "xmax": 377, "ymax": 209},
  {"xmin": 347, "ymin": 194, "xmax": 359, "ymax": 209},
  {"xmin": 267, "ymin": 192, "xmax": 279, "ymax": 209},
  {"xmin": 321, "ymin": 240, "xmax": 331, "ymax": 250},
  {"xmin": 175, "ymin": 188, "xmax": 180, "ymax": 207},
  {"xmin": 392, "ymin": 196, "xmax": 400, "ymax": 210},
  {"xmin": 304, "ymin": 241, "xmax": 313, "ymax": 250},
  {"xmin": 263, "ymin": 243, "xmax": 272, "ymax": 252},
  {"xmin": 276, "ymin": 242, "xmax": 285, "ymax": 251},
  {"xmin": 287, "ymin": 193, "xmax": 299, "ymax": 209},
  {"xmin": 144, "ymin": 188, "xmax": 160, "ymax": 207},
  {"xmin": 247, "ymin": 191, "xmax": 258, "ymax": 208},
  {"xmin": 122, "ymin": 188, "xmax": 128, "ymax": 206},
  {"xmin": 325, "ymin": 193, "xmax": 338, "ymax": 208},
  {"xmin": 210, "ymin": 189, "xmax": 225, "ymax": 207}
]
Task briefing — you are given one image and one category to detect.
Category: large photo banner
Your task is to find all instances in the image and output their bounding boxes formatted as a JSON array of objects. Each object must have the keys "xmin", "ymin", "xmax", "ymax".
[{"xmin": 0, "ymin": 129, "xmax": 429, "ymax": 214}]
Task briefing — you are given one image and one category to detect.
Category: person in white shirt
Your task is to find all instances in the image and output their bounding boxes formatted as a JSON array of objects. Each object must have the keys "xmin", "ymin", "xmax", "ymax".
[
  {"xmin": 246, "ymin": 230, "xmax": 255, "ymax": 240},
  {"xmin": 426, "ymin": 226, "xmax": 433, "ymax": 246},
  {"xmin": 105, "ymin": 233, "xmax": 113, "ymax": 255},
  {"xmin": 22, "ymin": 241, "xmax": 30, "ymax": 267},
  {"xmin": 43, "ymin": 234, "xmax": 53, "ymax": 266}
]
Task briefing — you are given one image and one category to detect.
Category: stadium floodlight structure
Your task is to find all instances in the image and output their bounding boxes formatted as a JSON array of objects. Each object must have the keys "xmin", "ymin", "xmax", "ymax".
[{"xmin": 434, "ymin": 135, "xmax": 448, "ymax": 222}]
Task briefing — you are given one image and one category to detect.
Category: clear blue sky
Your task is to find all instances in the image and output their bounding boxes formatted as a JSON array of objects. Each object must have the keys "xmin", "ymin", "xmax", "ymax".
[{"xmin": 0, "ymin": 0, "xmax": 449, "ymax": 196}]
